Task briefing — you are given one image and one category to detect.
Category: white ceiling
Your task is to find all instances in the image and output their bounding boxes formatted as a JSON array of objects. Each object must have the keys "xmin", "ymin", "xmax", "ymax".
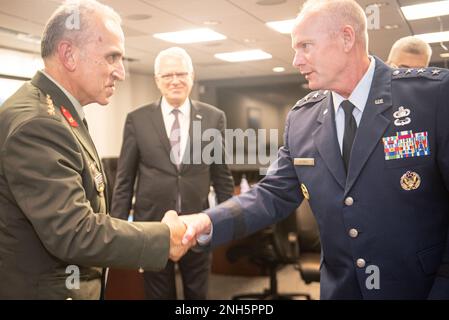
[{"xmin": 0, "ymin": 0, "xmax": 448, "ymax": 81}]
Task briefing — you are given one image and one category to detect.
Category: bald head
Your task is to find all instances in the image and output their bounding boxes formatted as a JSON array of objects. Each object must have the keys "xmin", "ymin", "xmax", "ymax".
[
  {"xmin": 387, "ymin": 36, "xmax": 432, "ymax": 68},
  {"xmin": 298, "ymin": 0, "xmax": 369, "ymax": 52},
  {"xmin": 291, "ymin": 0, "xmax": 371, "ymax": 97}
]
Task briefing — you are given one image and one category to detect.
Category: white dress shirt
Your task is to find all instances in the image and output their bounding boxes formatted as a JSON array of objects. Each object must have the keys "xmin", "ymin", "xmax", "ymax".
[
  {"xmin": 332, "ymin": 56, "xmax": 376, "ymax": 154},
  {"xmin": 161, "ymin": 97, "xmax": 191, "ymax": 162}
]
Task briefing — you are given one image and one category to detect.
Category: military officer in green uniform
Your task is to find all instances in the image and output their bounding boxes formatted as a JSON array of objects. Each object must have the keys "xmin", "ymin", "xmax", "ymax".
[{"xmin": 0, "ymin": 0, "xmax": 189, "ymax": 299}]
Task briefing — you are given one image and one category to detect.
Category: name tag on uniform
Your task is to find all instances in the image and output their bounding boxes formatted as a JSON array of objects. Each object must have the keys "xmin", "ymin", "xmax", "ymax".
[{"xmin": 294, "ymin": 158, "xmax": 315, "ymax": 166}]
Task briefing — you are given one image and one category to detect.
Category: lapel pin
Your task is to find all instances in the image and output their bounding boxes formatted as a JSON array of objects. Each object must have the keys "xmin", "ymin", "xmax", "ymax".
[{"xmin": 375, "ymin": 99, "xmax": 384, "ymax": 105}]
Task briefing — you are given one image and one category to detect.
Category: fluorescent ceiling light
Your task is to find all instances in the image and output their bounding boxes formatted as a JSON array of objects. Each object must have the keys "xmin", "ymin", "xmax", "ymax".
[
  {"xmin": 153, "ymin": 28, "xmax": 226, "ymax": 44},
  {"xmin": 415, "ymin": 31, "xmax": 449, "ymax": 43},
  {"xmin": 0, "ymin": 48, "xmax": 43, "ymax": 78},
  {"xmin": 441, "ymin": 52, "xmax": 449, "ymax": 58},
  {"xmin": 215, "ymin": 49, "xmax": 272, "ymax": 62},
  {"xmin": 272, "ymin": 67, "xmax": 285, "ymax": 72},
  {"xmin": 401, "ymin": 1, "xmax": 449, "ymax": 20},
  {"xmin": 266, "ymin": 19, "xmax": 296, "ymax": 34}
]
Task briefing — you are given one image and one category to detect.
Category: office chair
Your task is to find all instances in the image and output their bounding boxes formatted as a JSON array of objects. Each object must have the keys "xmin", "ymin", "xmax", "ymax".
[
  {"xmin": 295, "ymin": 200, "xmax": 321, "ymax": 286},
  {"xmin": 227, "ymin": 211, "xmax": 312, "ymax": 300}
]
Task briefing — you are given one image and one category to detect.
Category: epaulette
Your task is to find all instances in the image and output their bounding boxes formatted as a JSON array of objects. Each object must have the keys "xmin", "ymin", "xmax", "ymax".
[
  {"xmin": 391, "ymin": 67, "xmax": 447, "ymax": 81},
  {"xmin": 292, "ymin": 90, "xmax": 329, "ymax": 110},
  {"xmin": 36, "ymin": 93, "xmax": 62, "ymax": 120}
]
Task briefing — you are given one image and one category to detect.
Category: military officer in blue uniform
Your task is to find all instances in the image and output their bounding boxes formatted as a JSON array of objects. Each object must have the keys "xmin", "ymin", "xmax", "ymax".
[{"xmin": 180, "ymin": 0, "xmax": 449, "ymax": 299}]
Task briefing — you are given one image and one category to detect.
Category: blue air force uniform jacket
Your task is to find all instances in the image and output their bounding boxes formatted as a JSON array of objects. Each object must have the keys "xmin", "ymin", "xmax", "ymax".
[{"xmin": 206, "ymin": 57, "xmax": 449, "ymax": 299}]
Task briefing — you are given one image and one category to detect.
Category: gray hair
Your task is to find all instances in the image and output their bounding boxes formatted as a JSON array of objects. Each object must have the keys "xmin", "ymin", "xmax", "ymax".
[
  {"xmin": 41, "ymin": 0, "xmax": 121, "ymax": 59},
  {"xmin": 298, "ymin": 0, "xmax": 369, "ymax": 52},
  {"xmin": 154, "ymin": 47, "xmax": 194, "ymax": 75},
  {"xmin": 388, "ymin": 36, "xmax": 432, "ymax": 66}
]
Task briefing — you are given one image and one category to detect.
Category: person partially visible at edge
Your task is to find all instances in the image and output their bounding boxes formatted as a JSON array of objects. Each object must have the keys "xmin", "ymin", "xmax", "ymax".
[{"xmin": 387, "ymin": 35, "xmax": 432, "ymax": 68}]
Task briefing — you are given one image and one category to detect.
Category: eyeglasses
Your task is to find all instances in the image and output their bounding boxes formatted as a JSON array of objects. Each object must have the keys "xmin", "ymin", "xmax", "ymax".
[{"xmin": 158, "ymin": 72, "xmax": 190, "ymax": 82}]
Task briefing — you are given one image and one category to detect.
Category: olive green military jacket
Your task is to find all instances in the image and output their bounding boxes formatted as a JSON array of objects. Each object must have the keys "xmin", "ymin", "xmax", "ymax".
[{"xmin": 0, "ymin": 72, "xmax": 170, "ymax": 299}]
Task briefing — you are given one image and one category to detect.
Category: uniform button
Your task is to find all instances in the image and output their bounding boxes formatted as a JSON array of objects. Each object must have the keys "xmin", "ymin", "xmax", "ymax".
[
  {"xmin": 349, "ymin": 228, "xmax": 359, "ymax": 238},
  {"xmin": 356, "ymin": 258, "xmax": 366, "ymax": 268},
  {"xmin": 344, "ymin": 197, "xmax": 354, "ymax": 206},
  {"xmin": 138, "ymin": 267, "xmax": 144, "ymax": 273}
]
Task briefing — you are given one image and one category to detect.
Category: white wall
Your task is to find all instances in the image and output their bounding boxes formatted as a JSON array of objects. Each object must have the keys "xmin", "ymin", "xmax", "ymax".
[
  {"xmin": 84, "ymin": 72, "xmax": 202, "ymax": 158},
  {"xmin": 84, "ymin": 72, "xmax": 159, "ymax": 158}
]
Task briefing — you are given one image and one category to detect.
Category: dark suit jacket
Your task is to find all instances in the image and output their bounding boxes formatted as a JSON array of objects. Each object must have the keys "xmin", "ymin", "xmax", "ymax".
[
  {"xmin": 0, "ymin": 72, "xmax": 170, "ymax": 299},
  {"xmin": 205, "ymin": 57, "xmax": 449, "ymax": 299},
  {"xmin": 111, "ymin": 100, "xmax": 234, "ymax": 221}
]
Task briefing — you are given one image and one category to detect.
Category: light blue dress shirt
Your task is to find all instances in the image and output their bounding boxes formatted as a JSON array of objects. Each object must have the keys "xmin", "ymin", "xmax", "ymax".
[{"xmin": 332, "ymin": 57, "xmax": 376, "ymax": 154}]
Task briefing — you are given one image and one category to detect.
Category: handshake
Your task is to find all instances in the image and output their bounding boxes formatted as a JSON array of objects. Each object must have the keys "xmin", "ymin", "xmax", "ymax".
[{"xmin": 161, "ymin": 210, "xmax": 212, "ymax": 262}]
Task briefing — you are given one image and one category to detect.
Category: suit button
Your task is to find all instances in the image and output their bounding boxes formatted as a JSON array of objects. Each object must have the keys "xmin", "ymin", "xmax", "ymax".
[
  {"xmin": 349, "ymin": 228, "xmax": 359, "ymax": 238},
  {"xmin": 138, "ymin": 267, "xmax": 144, "ymax": 273},
  {"xmin": 344, "ymin": 197, "xmax": 354, "ymax": 206},
  {"xmin": 356, "ymin": 258, "xmax": 366, "ymax": 268}
]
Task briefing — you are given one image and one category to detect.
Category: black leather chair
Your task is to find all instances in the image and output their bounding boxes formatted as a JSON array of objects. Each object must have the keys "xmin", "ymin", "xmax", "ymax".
[{"xmin": 227, "ymin": 209, "xmax": 312, "ymax": 300}]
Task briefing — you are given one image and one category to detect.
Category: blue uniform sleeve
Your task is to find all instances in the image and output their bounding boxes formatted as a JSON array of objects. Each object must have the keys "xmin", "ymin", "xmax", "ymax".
[{"xmin": 205, "ymin": 111, "xmax": 303, "ymax": 247}]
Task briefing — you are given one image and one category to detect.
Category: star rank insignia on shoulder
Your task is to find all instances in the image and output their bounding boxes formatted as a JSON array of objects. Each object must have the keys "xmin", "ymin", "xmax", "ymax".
[
  {"xmin": 46, "ymin": 94, "xmax": 56, "ymax": 116},
  {"xmin": 391, "ymin": 67, "xmax": 447, "ymax": 81},
  {"xmin": 293, "ymin": 90, "xmax": 329, "ymax": 110}
]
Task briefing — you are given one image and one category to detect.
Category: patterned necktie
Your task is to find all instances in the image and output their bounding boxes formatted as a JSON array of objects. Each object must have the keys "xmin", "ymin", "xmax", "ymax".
[
  {"xmin": 169, "ymin": 109, "xmax": 181, "ymax": 169},
  {"xmin": 169, "ymin": 109, "xmax": 182, "ymax": 212},
  {"xmin": 341, "ymin": 100, "xmax": 357, "ymax": 172}
]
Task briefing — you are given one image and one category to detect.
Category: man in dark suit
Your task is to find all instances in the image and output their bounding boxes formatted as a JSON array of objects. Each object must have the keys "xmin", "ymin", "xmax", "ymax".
[
  {"xmin": 111, "ymin": 47, "xmax": 234, "ymax": 300},
  {"xmin": 180, "ymin": 0, "xmax": 449, "ymax": 299},
  {"xmin": 0, "ymin": 0, "xmax": 188, "ymax": 300}
]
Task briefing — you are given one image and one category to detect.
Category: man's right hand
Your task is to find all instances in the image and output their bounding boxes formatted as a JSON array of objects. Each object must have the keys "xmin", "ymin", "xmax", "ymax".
[{"xmin": 161, "ymin": 210, "xmax": 194, "ymax": 261}]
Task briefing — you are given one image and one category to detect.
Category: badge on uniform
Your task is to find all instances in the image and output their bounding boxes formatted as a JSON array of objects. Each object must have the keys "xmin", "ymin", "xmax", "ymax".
[
  {"xmin": 294, "ymin": 158, "xmax": 315, "ymax": 166},
  {"xmin": 400, "ymin": 171, "xmax": 421, "ymax": 191},
  {"xmin": 61, "ymin": 106, "xmax": 79, "ymax": 127},
  {"xmin": 300, "ymin": 183, "xmax": 310, "ymax": 200},
  {"xmin": 89, "ymin": 162, "xmax": 105, "ymax": 196},
  {"xmin": 393, "ymin": 106, "xmax": 411, "ymax": 127},
  {"xmin": 382, "ymin": 130, "xmax": 430, "ymax": 160},
  {"xmin": 46, "ymin": 94, "xmax": 55, "ymax": 116}
]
